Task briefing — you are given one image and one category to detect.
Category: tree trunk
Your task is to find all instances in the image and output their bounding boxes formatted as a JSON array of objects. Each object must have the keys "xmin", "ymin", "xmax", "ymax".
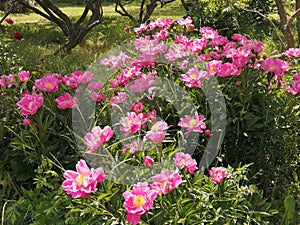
[
  {"xmin": 296, "ymin": 0, "xmax": 300, "ymax": 46},
  {"xmin": 274, "ymin": 0, "xmax": 295, "ymax": 48}
]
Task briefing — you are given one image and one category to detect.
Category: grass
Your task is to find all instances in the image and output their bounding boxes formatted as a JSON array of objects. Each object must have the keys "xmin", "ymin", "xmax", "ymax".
[{"xmin": 0, "ymin": 1, "xmax": 185, "ymax": 74}]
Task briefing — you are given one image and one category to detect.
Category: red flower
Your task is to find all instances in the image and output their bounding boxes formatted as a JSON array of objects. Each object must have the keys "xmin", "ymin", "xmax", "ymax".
[
  {"xmin": 14, "ymin": 32, "xmax": 23, "ymax": 40},
  {"xmin": 5, "ymin": 18, "xmax": 14, "ymax": 24}
]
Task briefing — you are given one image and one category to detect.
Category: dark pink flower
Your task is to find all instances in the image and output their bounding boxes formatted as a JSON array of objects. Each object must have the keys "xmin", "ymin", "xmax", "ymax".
[
  {"xmin": 84, "ymin": 126, "xmax": 114, "ymax": 153},
  {"xmin": 35, "ymin": 76, "xmax": 61, "ymax": 92},
  {"xmin": 123, "ymin": 182, "xmax": 158, "ymax": 225},
  {"xmin": 209, "ymin": 167, "xmax": 228, "ymax": 183},
  {"xmin": 178, "ymin": 112, "xmax": 206, "ymax": 135},
  {"xmin": 151, "ymin": 169, "xmax": 182, "ymax": 194},
  {"xmin": 120, "ymin": 112, "xmax": 147, "ymax": 136},
  {"xmin": 62, "ymin": 159, "xmax": 106, "ymax": 198},
  {"xmin": 145, "ymin": 121, "xmax": 168, "ymax": 142},
  {"xmin": 89, "ymin": 92, "xmax": 106, "ymax": 102},
  {"xmin": 5, "ymin": 18, "xmax": 14, "ymax": 24},
  {"xmin": 87, "ymin": 81, "xmax": 104, "ymax": 91},
  {"xmin": 18, "ymin": 71, "xmax": 30, "ymax": 82},
  {"xmin": 16, "ymin": 93, "xmax": 44, "ymax": 116},
  {"xmin": 144, "ymin": 156, "xmax": 154, "ymax": 166},
  {"xmin": 23, "ymin": 118, "xmax": 32, "ymax": 126},
  {"xmin": 285, "ymin": 48, "xmax": 300, "ymax": 57},
  {"xmin": 13, "ymin": 32, "xmax": 23, "ymax": 40},
  {"xmin": 174, "ymin": 152, "xmax": 198, "ymax": 174},
  {"xmin": 55, "ymin": 92, "xmax": 78, "ymax": 110}
]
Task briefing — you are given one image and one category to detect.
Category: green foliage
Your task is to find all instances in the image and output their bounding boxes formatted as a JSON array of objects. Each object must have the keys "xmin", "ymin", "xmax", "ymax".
[{"xmin": 184, "ymin": 0, "xmax": 275, "ymax": 39}]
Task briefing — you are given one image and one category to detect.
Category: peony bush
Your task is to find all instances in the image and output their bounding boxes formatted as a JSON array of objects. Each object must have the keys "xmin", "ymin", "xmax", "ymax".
[{"xmin": 1, "ymin": 16, "xmax": 299, "ymax": 224}]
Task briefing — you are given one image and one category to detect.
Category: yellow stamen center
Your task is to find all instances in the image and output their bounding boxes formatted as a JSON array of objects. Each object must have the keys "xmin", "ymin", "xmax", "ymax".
[
  {"xmin": 76, "ymin": 174, "xmax": 88, "ymax": 186},
  {"xmin": 133, "ymin": 195, "xmax": 146, "ymax": 207}
]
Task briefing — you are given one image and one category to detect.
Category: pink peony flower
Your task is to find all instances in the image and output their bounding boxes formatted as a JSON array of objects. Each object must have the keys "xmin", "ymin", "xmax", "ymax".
[
  {"xmin": 55, "ymin": 92, "xmax": 78, "ymax": 110},
  {"xmin": 206, "ymin": 60, "xmax": 222, "ymax": 76},
  {"xmin": 204, "ymin": 129, "xmax": 211, "ymax": 136},
  {"xmin": 218, "ymin": 63, "xmax": 240, "ymax": 77},
  {"xmin": 284, "ymin": 48, "xmax": 300, "ymax": 57},
  {"xmin": 16, "ymin": 93, "xmax": 44, "ymax": 116},
  {"xmin": 145, "ymin": 121, "xmax": 168, "ymax": 142},
  {"xmin": 129, "ymin": 74, "xmax": 155, "ymax": 93},
  {"xmin": 144, "ymin": 156, "xmax": 154, "ymax": 166},
  {"xmin": 108, "ymin": 92, "xmax": 127, "ymax": 107},
  {"xmin": 120, "ymin": 112, "xmax": 147, "ymax": 136},
  {"xmin": 151, "ymin": 169, "xmax": 182, "ymax": 194},
  {"xmin": 35, "ymin": 76, "xmax": 61, "ymax": 92},
  {"xmin": 23, "ymin": 118, "xmax": 32, "ymax": 126},
  {"xmin": 260, "ymin": 58, "xmax": 289, "ymax": 77},
  {"xmin": 62, "ymin": 159, "xmax": 106, "ymax": 198},
  {"xmin": 174, "ymin": 152, "xmax": 198, "ymax": 174},
  {"xmin": 5, "ymin": 18, "xmax": 14, "ymax": 24},
  {"xmin": 200, "ymin": 27, "xmax": 218, "ymax": 40},
  {"xmin": 176, "ymin": 16, "xmax": 195, "ymax": 29},
  {"xmin": 84, "ymin": 126, "xmax": 114, "ymax": 153},
  {"xmin": 18, "ymin": 71, "xmax": 30, "ymax": 82},
  {"xmin": 1, "ymin": 74, "xmax": 16, "ymax": 88},
  {"xmin": 79, "ymin": 71, "xmax": 94, "ymax": 84},
  {"xmin": 122, "ymin": 141, "xmax": 144, "ymax": 154},
  {"xmin": 14, "ymin": 32, "xmax": 23, "ymax": 40},
  {"xmin": 89, "ymin": 91, "xmax": 106, "ymax": 102},
  {"xmin": 62, "ymin": 71, "xmax": 82, "ymax": 88},
  {"xmin": 286, "ymin": 76, "xmax": 300, "ymax": 95},
  {"xmin": 123, "ymin": 182, "xmax": 158, "ymax": 225},
  {"xmin": 130, "ymin": 101, "xmax": 144, "ymax": 114},
  {"xmin": 181, "ymin": 66, "xmax": 210, "ymax": 88},
  {"xmin": 209, "ymin": 167, "xmax": 228, "ymax": 183},
  {"xmin": 87, "ymin": 81, "xmax": 104, "ymax": 91},
  {"xmin": 178, "ymin": 112, "xmax": 206, "ymax": 135}
]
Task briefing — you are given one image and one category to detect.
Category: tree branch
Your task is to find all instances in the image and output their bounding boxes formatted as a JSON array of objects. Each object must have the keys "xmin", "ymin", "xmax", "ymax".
[
  {"xmin": 286, "ymin": 7, "xmax": 300, "ymax": 30},
  {"xmin": 115, "ymin": 0, "xmax": 137, "ymax": 23},
  {"xmin": 240, "ymin": 7, "xmax": 286, "ymax": 49}
]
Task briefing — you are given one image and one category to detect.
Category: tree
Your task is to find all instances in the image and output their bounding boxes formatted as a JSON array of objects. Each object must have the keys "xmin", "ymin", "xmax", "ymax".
[
  {"xmin": 114, "ymin": 0, "xmax": 176, "ymax": 24},
  {"xmin": 14, "ymin": 0, "xmax": 104, "ymax": 54}
]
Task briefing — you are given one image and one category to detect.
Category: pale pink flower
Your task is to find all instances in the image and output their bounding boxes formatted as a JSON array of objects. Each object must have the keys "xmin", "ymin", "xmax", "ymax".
[
  {"xmin": 133, "ymin": 23, "xmax": 148, "ymax": 34},
  {"xmin": 178, "ymin": 112, "xmax": 206, "ymax": 135},
  {"xmin": 84, "ymin": 126, "xmax": 114, "ymax": 153},
  {"xmin": 122, "ymin": 141, "xmax": 144, "ymax": 154},
  {"xmin": 16, "ymin": 93, "xmax": 44, "ymax": 116},
  {"xmin": 55, "ymin": 92, "xmax": 78, "ymax": 110},
  {"xmin": 164, "ymin": 43, "xmax": 189, "ymax": 62},
  {"xmin": 186, "ymin": 38, "xmax": 207, "ymax": 53},
  {"xmin": 89, "ymin": 92, "xmax": 106, "ymax": 102},
  {"xmin": 145, "ymin": 121, "xmax": 168, "ymax": 142},
  {"xmin": 285, "ymin": 48, "xmax": 300, "ymax": 57},
  {"xmin": 120, "ymin": 112, "xmax": 147, "ymax": 136},
  {"xmin": 209, "ymin": 167, "xmax": 228, "ymax": 183},
  {"xmin": 174, "ymin": 152, "xmax": 198, "ymax": 174},
  {"xmin": 87, "ymin": 81, "xmax": 104, "ymax": 91},
  {"xmin": 108, "ymin": 92, "xmax": 127, "ymax": 107},
  {"xmin": 23, "ymin": 118, "xmax": 32, "ymax": 126},
  {"xmin": 35, "ymin": 76, "xmax": 61, "ymax": 92},
  {"xmin": 151, "ymin": 169, "xmax": 182, "ymax": 194},
  {"xmin": 123, "ymin": 182, "xmax": 158, "ymax": 225},
  {"xmin": 286, "ymin": 74, "xmax": 300, "ymax": 95},
  {"xmin": 79, "ymin": 71, "xmax": 94, "ymax": 84},
  {"xmin": 200, "ymin": 27, "xmax": 218, "ymax": 40},
  {"xmin": 62, "ymin": 159, "xmax": 106, "ymax": 198},
  {"xmin": 2, "ymin": 74, "xmax": 16, "ymax": 88},
  {"xmin": 129, "ymin": 74, "xmax": 155, "ymax": 93},
  {"xmin": 176, "ymin": 16, "xmax": 195, "ymax": 29},
  {"xmin": 181, "ymin": 66, "xmax": 210, "ymax": 88},
  {"xmin": 18, "ymin": 71, "xmax": 30, "ymax": 82},
  {"xmin": 152, "ymin": 29, "xmax": 169, "ymax": 41},
  {"xmin": 144, "ymin": 156, "xmax": 154, "ymax": 166}
]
